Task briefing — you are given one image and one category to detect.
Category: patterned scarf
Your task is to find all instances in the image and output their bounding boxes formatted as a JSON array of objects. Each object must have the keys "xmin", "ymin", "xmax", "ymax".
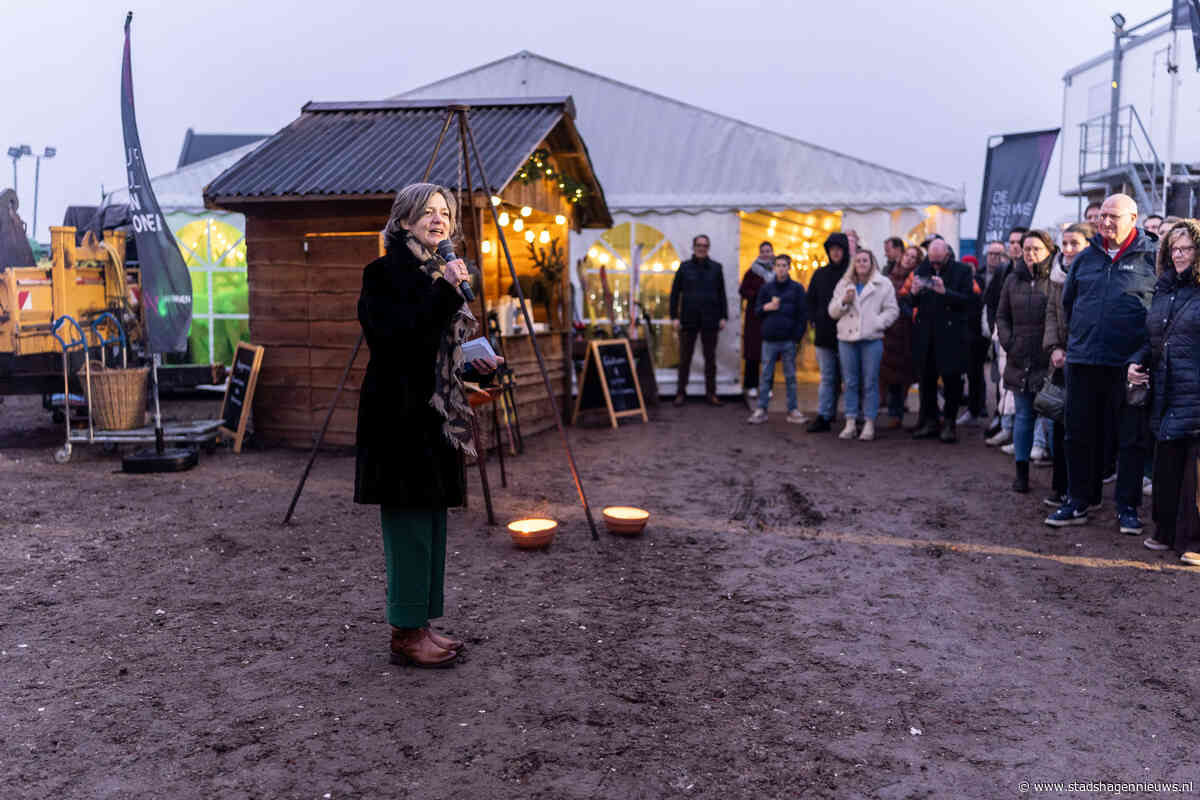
[{"xmin": 406, "ymin": 234, "xmax": 478, "ymax": 457}]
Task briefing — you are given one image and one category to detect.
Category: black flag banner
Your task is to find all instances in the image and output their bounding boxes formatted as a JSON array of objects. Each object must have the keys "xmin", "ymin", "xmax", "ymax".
[
  {"xmin": 121, "ymin": 12, "xmax": 192, "ymax": 354},
  {"xmin": 976, "ymin": 129, "xmax": 1060, "ymax": 249},
  {"xmin": 1171, "ymin": 0, "xmax": 1200, "ymax": 71}
]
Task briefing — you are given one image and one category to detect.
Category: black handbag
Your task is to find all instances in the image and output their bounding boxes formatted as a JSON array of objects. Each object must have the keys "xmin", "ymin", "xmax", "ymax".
[
  {"xmin": 1034, "ymin": 367, "xmax": 1065, "ymax": 422},
  {"xmin": 1127, "ymin": 293, "xmax": 1199, "ymax": 408},
  {"xmin": 1125, "ymin": 380, "xmax": 1149, "ymax": 408}
]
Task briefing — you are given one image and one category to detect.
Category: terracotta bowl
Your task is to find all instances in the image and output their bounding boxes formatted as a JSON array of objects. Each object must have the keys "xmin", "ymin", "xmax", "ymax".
[
  {"xmin": 602, "ymin": 506, "xmax": 650, "ymax": 536},
  {"xmin": 507, "ymin": 518, "xmax": 558, "ymax": 549}
]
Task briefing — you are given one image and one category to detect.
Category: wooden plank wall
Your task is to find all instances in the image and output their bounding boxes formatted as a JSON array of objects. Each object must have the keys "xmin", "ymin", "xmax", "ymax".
[
  {"xmin": 246, "ymin": 210, "xmax": 383, "ymax": 449},
  {"xmin": 243, "ymin": 204, "xmax": 571, "ymax": 452}
]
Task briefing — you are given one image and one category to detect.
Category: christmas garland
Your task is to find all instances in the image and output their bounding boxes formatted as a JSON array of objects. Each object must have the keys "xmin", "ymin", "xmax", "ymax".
[{"xmin": 515, "ymin": 149, "xmax": 589, "ymax": 204}]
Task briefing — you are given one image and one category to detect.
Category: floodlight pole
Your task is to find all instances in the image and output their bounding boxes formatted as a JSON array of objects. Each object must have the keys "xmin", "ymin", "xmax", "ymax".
[{"xmin": 459, "ymin": 107, "xmax": 600, "ymax": 541}]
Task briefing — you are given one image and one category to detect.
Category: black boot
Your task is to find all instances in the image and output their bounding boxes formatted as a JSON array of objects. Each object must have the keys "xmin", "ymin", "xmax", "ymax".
[
  {"xmin": 806, "ymin": 415, "xmax": 832, "ymax": 433},
  {"xmin": 912, "ymin": 419, "xmax": 940, "ymax": 439},
  {"xmin": 938, "ymin": 422, "xmax": 958, "ymax": 443},
  {"xmin": 1012, "ymin": 460, "xmax": 1030, "ymax": 493}
]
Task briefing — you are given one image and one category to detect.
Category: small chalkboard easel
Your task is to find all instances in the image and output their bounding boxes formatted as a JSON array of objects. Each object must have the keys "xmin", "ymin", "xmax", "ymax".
[
  {"xmin": 572, "ymin": 338, "xmax": 648, "ymax": 428},
  {"xmin": 219, "ymin": 342, "xmax": 265, "ymax": 453}
]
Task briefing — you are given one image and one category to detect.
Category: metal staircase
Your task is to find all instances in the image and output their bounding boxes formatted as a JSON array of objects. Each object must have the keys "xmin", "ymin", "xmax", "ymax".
[{"xmin": 1078, "ymin": 105, "xmax": 1164, "ymax": 215}]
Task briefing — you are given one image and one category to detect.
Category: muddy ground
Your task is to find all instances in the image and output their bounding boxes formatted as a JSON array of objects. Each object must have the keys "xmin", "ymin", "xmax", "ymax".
[{"xmin": 1, "ymin": 391, "xmax": 1198, "ymax": 799}]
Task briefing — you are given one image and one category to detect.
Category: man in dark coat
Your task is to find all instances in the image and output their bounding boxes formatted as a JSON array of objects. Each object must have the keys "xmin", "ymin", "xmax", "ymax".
[
  {"xmin": 910, "ymin": 238, "xmax": 978, "ymax": 443},
  {"xmin": 669, "ymin": 233, "xmax": 728, "ymax": 405},
  {"xmin": 804, "ymin": 231, "xmax": 850, "ymax": 432},
  {"xmin": 738, "ymin": 241, "xmax": 774, "ymax": 396},
  {"xmin": 961, "ymin": 254, "xmax": 988, "ymax": 424},
  {"xmin": 1046, "ymin": 193, "xmax": 1156, "ymax": 532}
]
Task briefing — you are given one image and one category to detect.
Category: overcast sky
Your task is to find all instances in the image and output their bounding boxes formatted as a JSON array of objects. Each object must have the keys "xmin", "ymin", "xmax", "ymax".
[{"xmin": 2, "ymin": 0, "xmax": 1171, "ymax": 244}]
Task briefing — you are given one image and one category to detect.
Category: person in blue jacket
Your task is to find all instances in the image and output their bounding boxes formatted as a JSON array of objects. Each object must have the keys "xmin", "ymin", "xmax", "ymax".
[
  {"xmin": 747, "ymin": 254, "xmax": 808, "ymax": 425},
  {"xmin": 1045, "ymin": 194, "xmax": 1156, "ymax": 532}
]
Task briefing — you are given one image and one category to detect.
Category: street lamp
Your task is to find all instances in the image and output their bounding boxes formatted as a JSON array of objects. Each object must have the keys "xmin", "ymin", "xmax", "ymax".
[
  {"xmin": 31, "ymin": 146, "xmax": 56, "ymax": 242},
  {"xmin": 1109, "ymin": 12, "xmax": 1127, "ymax": 169},
  {"xmin": 7, "ymin": 144, "xmax": 30, "ymax": 197}
]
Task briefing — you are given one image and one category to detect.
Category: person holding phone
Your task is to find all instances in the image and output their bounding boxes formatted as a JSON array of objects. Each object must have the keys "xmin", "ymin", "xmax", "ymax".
[
  {"xmin": 908, "ymin": 239, "xmax": 977, "ymax": 443},
  {"xmin": 356, "ymin": 183, "xmax": 503, "ymax": 668},
  {"xmin": 1132, "ymin": 219, "xmax": 1200, "ymax": 566},
  {"xmin": 828, "ymin": 249, "xmax": 899, "ymax": 440}
]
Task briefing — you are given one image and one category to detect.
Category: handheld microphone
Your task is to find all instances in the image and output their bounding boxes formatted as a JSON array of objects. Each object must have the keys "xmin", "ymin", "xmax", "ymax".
[{"xmin": 435, "ymin": 239, "xmax": 474, "ymax": 301}]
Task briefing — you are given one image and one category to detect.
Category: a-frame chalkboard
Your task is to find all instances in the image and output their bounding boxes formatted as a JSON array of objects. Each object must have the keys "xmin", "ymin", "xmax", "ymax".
[
  {"xmin": 218, "ymin": 342, "xmax": 265, "ymax": 453},
  {"xmin": 572, "ymin": 338, "xmax": 648, "ymax": 428}
]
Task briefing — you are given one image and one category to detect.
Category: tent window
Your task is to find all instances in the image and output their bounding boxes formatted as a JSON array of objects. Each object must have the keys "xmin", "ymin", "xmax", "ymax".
[
  {"xmin": 175, "ymin": 217, "xmax": 249, "ymax": 366},
  {"xmin": 581, "ymin": 222, "xmax": 682, "ymax": 368}
]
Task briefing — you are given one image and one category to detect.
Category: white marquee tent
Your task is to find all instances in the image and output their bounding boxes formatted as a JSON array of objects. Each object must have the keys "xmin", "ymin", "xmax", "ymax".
[{"xmin": 397, "ymin": 51, "xmax": 965, "ymax": 395}]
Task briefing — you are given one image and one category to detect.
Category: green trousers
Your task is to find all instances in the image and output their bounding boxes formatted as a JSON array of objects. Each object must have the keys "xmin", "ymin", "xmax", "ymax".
[{"xmin": 380, "ymin": 507, "xmax": 447, "ymax": 628}]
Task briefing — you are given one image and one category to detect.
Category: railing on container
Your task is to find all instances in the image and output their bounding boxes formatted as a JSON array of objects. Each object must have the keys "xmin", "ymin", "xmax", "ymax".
[{"xmin": 1077, "ymin": 105, "xmax": 1162, "ymax": 202}]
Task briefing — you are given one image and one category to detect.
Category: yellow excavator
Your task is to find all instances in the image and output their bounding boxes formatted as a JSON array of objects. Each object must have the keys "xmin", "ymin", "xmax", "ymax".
[{"xmin": 0, "ymin": 189, "xmax": 142, "ymax": 395}]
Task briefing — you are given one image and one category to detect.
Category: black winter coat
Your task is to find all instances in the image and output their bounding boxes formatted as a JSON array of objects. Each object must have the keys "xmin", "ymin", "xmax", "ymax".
[
  {"xmin": 983, "ymin": 260, "xmax": 1013, "ymax": 332},
  {"xmin": 996, "ymin": 258, "xmax": 1052, "ymax": 393},
  {"xmin": 354, "ymin": 246, "xmax": 468, "ymax": 508},
  {"xmin": 1063, "ymin": 232, "xmax": 1157, "ymax": 366},
  {"xmin": 1132, "ymin": 270, "xmax": 1200, "ymax": 441},
  {"xmin": 754, "ymin": 277, "xmax": 808, "ymax": 342},
  {"xmin": 669, "ymin": 258, "xmax": 728, "ymax": 330},
  {"xmin": 805, "ymin": 232, "xmax": 850, "ymax": 348},
  {"xmin": 910, "ymin": 258, "xmax": 976, "ymax": 376}
]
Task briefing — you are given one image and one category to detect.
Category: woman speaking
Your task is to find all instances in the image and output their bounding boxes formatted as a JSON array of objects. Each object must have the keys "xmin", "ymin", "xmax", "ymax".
[{"xmin": 355, "ymin": 183, "xmax": 500, "ymax": 668}]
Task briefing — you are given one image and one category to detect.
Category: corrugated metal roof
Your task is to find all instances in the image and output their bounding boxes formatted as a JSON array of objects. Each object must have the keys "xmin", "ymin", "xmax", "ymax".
[
  {"xmin": 205, "ymin": 98, "xmax": 583, "ymax": 201},
  {"xmin": 395, "ymin": 51, "xmax": 966, "ymax": 213}
]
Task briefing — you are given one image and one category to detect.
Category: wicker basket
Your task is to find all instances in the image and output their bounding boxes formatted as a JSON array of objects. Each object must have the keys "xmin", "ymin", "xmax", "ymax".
[{"xmin": 78, "ymin": 360, "xmax": 149, "ymax": 431}]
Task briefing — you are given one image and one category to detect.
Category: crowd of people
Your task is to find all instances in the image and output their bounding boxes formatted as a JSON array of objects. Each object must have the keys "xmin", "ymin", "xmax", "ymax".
[{"xmin": 667, "ymin": 194, "xmax": 1200, "ymax": 569}]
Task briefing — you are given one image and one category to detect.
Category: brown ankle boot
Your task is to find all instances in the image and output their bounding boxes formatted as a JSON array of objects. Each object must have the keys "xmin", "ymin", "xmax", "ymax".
[
  {"xmin": 425, "ymin": 627, "xmax": 464, "ymax": 652},
  {"xmin": 389, "ymin": 626, "xmax": 457, "ymax": 668}
]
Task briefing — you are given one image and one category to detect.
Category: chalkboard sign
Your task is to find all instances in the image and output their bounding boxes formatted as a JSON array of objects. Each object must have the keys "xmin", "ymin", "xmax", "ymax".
[
  {"xmin": 218, "ymin": 342, "xmax": 264, "ymax": 453},
  {"xmin": 572, "ymin": 338, "xmax": 647, "ymax": 428}
]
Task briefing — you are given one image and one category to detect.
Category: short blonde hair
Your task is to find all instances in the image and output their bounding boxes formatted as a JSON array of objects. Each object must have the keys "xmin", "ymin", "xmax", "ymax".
[{"xmin": 382, "ymin": 183, "xmax": 458, "ymax": 253}]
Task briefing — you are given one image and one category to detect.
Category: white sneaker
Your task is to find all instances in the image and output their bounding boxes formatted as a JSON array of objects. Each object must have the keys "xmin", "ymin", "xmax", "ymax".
[
  {"xmin": 746, "ymin": 388, "xmax": 758, "ymax": 398},
  {"xmin": 838, "ymin": 419, "xmax": 857, "ymax": 439},
  {"xmin": 786, "ymin": 409, "xmax": 808, "ymax": 424},
  {"xmin": 1000, "ymin": 443, "xmax": 1014, "ymax": 455},
  {"xmin": 747, "ymin": 408, "xmax": 768, "ymax": 424},
  {"xmin": 986, "ymin": 429, "xmax": 1012, "ymax": 447},
  {"xmin": 858, "ymin": 420, "xmax": 875, "ymax": 441},
  {"xmin": 1030, "ymin": 445, "xmax": 1048, "ymax": 461},
  {"xmin": 1143, "ymin": 476, "xmax": 1153, "ymax": 496}
]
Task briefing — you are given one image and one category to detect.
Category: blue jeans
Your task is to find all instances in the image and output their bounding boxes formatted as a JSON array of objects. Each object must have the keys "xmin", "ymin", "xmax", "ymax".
[
  {"xmin": 757, "ymin": 340, "xmax": 798, "ymax": 411},
  {"xmin": 1034, "ymin": 416, "xmax": 1051, "ymax": 451},
  {"xmin": 838, "ymin": 339, "xmax": 884, "ymax": 421},
  {"xmin": 815, "ymin": 345, "xmax": 841, "ymax": 420},
  {"xmin": 1013, "ymin": 390, "xmax": 1036, "ymax": 462}
]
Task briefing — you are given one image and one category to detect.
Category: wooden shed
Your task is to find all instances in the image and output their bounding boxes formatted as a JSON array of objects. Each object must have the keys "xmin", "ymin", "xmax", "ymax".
[{"xmin": 203, "ymin": 97, "xmax": 611, "ymax": 449}]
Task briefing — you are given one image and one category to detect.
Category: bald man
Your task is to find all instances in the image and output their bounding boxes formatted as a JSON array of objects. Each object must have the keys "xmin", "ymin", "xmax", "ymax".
[
  {"xmin": 909, "ymin": 238, "xmax": 978, "ymax": 443},
  {"xmin": 1046, "ymin": 193, "xmax": 1156, "ymax": 533}
]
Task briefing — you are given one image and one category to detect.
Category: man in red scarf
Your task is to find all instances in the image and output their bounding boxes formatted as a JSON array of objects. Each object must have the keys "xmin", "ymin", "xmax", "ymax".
[{"xmin": 1046, "ymin": 194, "xmax": 1156, "ymax": 533}]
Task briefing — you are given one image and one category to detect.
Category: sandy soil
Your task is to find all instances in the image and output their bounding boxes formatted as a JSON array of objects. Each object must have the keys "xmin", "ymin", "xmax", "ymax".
[{"xmin": 2, "ymin": 391, "xmax": 1198, "ymax": 799}]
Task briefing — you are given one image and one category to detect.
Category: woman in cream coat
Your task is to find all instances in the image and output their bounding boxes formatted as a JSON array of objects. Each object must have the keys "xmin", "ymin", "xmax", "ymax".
[{"xmin": 829, "ymin": 249, "xmax": 900, "ymax": 440}]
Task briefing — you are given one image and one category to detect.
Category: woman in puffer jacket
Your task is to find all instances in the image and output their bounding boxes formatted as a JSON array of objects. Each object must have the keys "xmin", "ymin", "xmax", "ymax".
[
  {"xmin": 997, "ymin": 229, "xmax": 1056, "ymax": 493},
  {"xmin": 1130, "ymin": 219, "xmax": 1200, "ymax": 566},
  {"xmin": 829, "ymin": 249, "xmax": 899, "ymax": 441}
]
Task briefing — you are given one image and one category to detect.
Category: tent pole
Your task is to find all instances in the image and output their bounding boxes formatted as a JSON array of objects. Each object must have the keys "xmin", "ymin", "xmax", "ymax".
[{"xmin": 460, "ymin": 107, "xmax": 600, "ymax": 541}]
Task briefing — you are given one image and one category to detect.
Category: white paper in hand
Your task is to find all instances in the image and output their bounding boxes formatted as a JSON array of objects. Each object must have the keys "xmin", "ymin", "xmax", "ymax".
[{"xmin": 461, "ymin": 336, "xmax": 498, "ymax": 363}]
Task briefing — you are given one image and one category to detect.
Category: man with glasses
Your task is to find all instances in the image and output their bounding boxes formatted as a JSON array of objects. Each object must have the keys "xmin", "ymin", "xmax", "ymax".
[
  {"xmin": 670, "ymin": 234, "xmax": 728, "ymax": 406},
  {"xmin": 1046, "ymin": 194, "xmax": 1157, "ymax": 533}
]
